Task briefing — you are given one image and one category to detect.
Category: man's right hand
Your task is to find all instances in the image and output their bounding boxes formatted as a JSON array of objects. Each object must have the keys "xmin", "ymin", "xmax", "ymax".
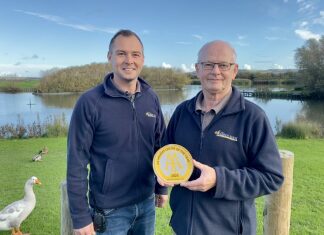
[{"xmin": 73, "ymin": 223, "xmax": 95, "ymax": 235}]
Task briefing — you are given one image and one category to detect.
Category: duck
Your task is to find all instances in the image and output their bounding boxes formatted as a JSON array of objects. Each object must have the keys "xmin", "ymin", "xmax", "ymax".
[
  {"xmin": 32, "ymin": 151, "xmax": 43, "ymax": 162},
  {"xmin": 40, "ymin": 147, "xmax": 48, "ymax": 155},
  {"xmin": 32, "ymin": 147, "xmax": 48, "ymax": 162},
  {"xmin": 0, "ymin": 176, "xmax": 41, "ymax": 235}
]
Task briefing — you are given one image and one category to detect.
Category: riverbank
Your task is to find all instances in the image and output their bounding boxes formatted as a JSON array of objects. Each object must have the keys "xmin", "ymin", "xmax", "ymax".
[
  {"xmin": 1, "ymin": 78, "xmax": 323, "ymax": 100},
  {"xmin": 242, "ymin": 89, "xmax": 324, "ymax": 100},
  {"xmin": 0, "ymin": 79, "xmax": 39, "ymax": 92},
  {"xmin": 0, "ymin": 137, "xmax": 323, "ymax": 235}
]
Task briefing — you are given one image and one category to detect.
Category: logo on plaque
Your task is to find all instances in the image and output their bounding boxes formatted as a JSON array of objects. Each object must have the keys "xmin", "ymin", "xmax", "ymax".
[{"xmin": 153, "ymin": 144, "xmax": 193, "ymax": 184}]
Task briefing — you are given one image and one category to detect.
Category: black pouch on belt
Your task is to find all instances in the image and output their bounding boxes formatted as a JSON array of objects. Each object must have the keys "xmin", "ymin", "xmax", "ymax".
[{"xmin": 92, "ymin": 208, "xmax": 106, "ymax": 233}]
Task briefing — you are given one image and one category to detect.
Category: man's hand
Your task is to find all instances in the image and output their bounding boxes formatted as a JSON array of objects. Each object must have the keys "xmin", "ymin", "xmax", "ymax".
[
  {"xmin": 157, "ymin": 177, "xmax": 174, "ymax": 187},
  {"xmin": 155, "ymin": 194, "xmax": 169, "ymax": 208},
  {"xmin": 73, "ymin": 223, "xmax": 95, "ymax": 235},
  {"xmin": 180, "ymin": 159, "xmax": 217, "ymax": 192}
]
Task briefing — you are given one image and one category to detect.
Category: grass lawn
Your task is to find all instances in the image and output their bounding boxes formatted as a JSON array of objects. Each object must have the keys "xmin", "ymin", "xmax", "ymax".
[
  {"xmin": 0, "ymin": 138, "xmax": 323, "ymax": 235},
  {"xmin": 0, "ymin": 79, "xmax": 39, "ymax": 89}
]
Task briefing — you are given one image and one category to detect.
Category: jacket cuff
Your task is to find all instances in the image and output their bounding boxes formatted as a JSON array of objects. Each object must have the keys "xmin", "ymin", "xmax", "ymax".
[
  {"xmin": 155, "ymin": 183, "xmax": 168, "ymax": 195},
  {"xmin": 71, "ymin": 213, "xmax": 93, "ymax": 230},
  {"xmin": 213, "ymin": 167, "xmax": 225, "ymax": 198}
]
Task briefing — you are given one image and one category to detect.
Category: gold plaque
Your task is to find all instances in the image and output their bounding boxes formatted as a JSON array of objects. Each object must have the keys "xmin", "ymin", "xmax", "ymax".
[{"xmin": 153, "ymin": 144, "xmax": 193, "ymax": 184}]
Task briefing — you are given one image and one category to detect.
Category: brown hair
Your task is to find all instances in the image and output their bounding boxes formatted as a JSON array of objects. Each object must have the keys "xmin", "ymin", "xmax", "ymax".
[{"xmin": 108, "ymin": 29, "xmax": 144, "ymax": 54}]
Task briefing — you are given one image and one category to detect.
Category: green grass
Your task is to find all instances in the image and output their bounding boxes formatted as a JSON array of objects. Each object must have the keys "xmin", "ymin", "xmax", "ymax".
[
  {"xmin": 0, "ymin": 138, "xmax": 323, "ymax": 234},
  {"xmin": 0, "ymin": 79, "xmax": 39, "ymax": 90},
  {"xmin": 0, "ymin": 138, "xmax": 66, "ymax": 235}
]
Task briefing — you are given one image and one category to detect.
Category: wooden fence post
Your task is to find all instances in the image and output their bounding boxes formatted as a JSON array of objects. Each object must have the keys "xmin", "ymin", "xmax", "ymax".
[
  {"xmin": 61, "ymin": 181, "xmax": 73, "ymax": 235},
  {"xmin": 263, "ymin": 150, "xmax": 294, "ymax": 235}
]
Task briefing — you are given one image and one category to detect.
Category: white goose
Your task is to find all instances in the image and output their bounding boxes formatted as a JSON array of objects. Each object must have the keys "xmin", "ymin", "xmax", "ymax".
[{"xmin": 0, "ymin": 176, "xmax": 41, "ymax": 235}]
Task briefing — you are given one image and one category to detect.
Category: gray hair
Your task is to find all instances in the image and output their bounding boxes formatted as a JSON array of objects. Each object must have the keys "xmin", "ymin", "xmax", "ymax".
[{"xmin": 197, "ymin": 40, "xmax": 236, "ymax": 63}]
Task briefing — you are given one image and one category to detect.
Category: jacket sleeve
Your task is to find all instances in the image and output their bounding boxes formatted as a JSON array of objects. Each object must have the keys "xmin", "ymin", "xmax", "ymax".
[
  {"xmin": 214, "ymin": 113, "xmax": 284, "ymax": 200},
  {"xmin": 154, "ymin": 96, "xmax": 168, "ymax": 195},
  {"xmin": 66, "ymin": 95, "xmax": 95, "ymax": 229}
]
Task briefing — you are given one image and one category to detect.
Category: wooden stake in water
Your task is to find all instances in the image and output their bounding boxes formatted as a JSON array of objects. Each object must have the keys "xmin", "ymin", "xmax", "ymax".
[{"xmin": 27, "ymin": 99, "xmax": 35, "ymax": 109}]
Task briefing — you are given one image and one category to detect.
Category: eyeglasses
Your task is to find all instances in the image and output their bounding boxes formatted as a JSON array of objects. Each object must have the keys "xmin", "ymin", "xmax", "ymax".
[{"xmin": 198, "ymin": 62, "xmax": 235, "ymax": 71}]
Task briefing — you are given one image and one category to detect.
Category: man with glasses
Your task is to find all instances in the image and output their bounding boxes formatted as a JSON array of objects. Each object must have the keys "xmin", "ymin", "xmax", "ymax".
[{"xmin": 160, "ymin": 40, "xmax": 284, "ymax": 235}]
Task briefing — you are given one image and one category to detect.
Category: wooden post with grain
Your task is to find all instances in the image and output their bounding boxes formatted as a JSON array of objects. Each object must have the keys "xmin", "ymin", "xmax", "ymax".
[
  {"xmin": 61, "ymin": 181, "xmax": 73, "ymax": 235},
  {"xmin": 263, "ymin": 150, "xmax": 294, "ymax": 235}
]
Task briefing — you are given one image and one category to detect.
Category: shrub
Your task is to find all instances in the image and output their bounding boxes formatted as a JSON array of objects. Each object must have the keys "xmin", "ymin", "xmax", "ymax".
[
  {"xmin": 278, "ymin": 120, "xmax": 323, "ymax": 139},
  {"xmin": 43, "ymin": 114, "xmax": 68, "ymax": 137},
  {"xmin": 279, "ymin": 122, "xmax": 307, "ymax": 139},
  {"xmin": 0, "ymin": 113, "xmax": 68, "ymax": 139}
]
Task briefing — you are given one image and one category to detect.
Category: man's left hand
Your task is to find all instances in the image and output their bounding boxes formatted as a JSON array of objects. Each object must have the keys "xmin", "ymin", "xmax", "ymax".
[
  {"xmin": 155, "ymin": 194, "xmax": 169, "ymax": 208},
  {"xmin": 180, "ymin": 159, "xmax": 217, "ymax": 192}
]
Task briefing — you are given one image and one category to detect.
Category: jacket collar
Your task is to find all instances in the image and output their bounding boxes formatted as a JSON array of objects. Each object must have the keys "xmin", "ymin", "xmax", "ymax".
[
  {"xmin": 102, "ymin": 73, "xmax": 151, "ymax": 97},
  {"xmin": 187, "ymin": 86, "xmax": 245, "ymax": 116}
]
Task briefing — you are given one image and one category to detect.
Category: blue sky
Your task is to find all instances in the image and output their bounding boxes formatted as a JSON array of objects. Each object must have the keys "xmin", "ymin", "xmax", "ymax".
[{"xmin": 1, "ymin": 0, "xmax": 323, "ymax": 77}]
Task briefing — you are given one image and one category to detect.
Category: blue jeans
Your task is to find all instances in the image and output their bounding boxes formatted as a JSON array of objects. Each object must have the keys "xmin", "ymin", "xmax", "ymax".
[{"xmin": 93, "ymin": 194, "xmax": 156, "ymax": 235}]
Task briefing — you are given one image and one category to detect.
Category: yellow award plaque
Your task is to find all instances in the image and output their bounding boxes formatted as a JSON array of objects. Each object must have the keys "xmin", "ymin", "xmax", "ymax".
[{"xmin": 153, "ymin": 144, "xmax": 193, "ymax": 184}]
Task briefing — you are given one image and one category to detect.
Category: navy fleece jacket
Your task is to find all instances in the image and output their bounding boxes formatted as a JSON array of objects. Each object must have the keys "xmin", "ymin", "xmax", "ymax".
[
  {"xmin": 67, "ymin": 73, "xmax": 167, "ymax": 229},
  {"xmin": 165, "ymin": 86, "xmax": 284, "ymax": 235}
]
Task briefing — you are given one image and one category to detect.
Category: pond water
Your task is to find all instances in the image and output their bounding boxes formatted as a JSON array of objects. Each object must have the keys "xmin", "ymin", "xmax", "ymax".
[{"xmin": 1, "ymin": 85, "xmax": 323, "ymax": 133}]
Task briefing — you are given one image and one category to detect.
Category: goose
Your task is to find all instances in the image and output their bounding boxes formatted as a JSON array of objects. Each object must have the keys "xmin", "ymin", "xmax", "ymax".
[{"xmin": 0, "ymin": 176, "xmax": 41, "ymax": 235}]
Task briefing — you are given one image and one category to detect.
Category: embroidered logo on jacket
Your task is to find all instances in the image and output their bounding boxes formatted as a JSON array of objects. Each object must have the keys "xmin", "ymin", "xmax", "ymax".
[
  {"xmin": 145, "ymin": 112, "xmax": 156, "ymax": 118},
  {"xmin": 214, "ymin": 130, "xmax": 238, "ymax": 142}
]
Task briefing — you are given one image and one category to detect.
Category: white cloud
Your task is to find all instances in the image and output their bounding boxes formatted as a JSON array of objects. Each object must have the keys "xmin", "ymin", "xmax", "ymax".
[
  {"xmin": 15, "ymin": 9, "xmax": 118, "ymax": 34},
  {"xmin": 0, "ymin": 71, "xmax": 18, "ymax": 77},
  {"xmin": 265, "ymin": 36, "xmax": 280, "ymax": 41},
  {"xmin": 142, "ymin": 30, "xmax": 150, "ymax": 35},
  {"xmin": 244, "ymin": 64, "xmax": 252, "ymax": 70},
  {"xmin": 238, "ymin": 35, "xmax": 246, "ymax": 40},
  {"xmin": 235, "ymin": 41, "xmax": 249, "ymax": 47},
  {"xmin": 162, "ymin": 62, "xmax": 172, "ymax": 68},
  {"xmin": 181, "ymin": 64, "xmax": 195, "ymax": 72},
  {"xmin": 295, "ymin": 29, "xmax": 321, "ymax": 40},
  {"xmin": 22, "ymin": 54, "xmax": 39, "ymax": 60},
  {"xmin": 300, "ymin": 21, "xmax": 308, "ymax": 28},
  {"xmin": 192, "ymin": 34, "xmax": 203, "ymax": 40},
  {"xmin": 314, "ymin": 11, "xmax": 324, "ymax": 25},
  {"xmin": 0, "ymin": 63, "xmax": 65, "ymax": 77},
  {"xmin": 297, "ymin": 1, "xmax": 315, "ymax": 13},
  {"xmin": 273, "ymin": 64, "xmax": 284, "ymax": 69},
  {"xmin": 176, "ymin": 41, "xmax": 192, "ymax": 45}
]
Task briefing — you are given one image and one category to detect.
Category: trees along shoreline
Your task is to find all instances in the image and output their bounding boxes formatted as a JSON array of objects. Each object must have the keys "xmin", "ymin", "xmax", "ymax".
[{"xmin": 2, "ymin": 32, "xmax": 324, "ymax": 101}]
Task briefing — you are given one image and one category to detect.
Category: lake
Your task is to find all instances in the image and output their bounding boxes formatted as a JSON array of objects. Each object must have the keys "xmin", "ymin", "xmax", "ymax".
[{"xmin": 1, "ymin": 85, "xmax": 324, "ymax": 134}]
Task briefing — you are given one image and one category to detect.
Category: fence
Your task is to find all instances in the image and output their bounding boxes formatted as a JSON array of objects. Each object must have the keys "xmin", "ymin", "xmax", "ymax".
[{"xmin": 60, "ymin": 150, "xmax": 294, "ymax": 235}]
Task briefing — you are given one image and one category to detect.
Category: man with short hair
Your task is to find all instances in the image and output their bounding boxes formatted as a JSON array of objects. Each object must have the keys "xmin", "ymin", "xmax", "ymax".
[
  {"xmin": 67, "ymin": 29, "xmax": 168, "ymax": 235},
  {"xmin": 160, "ymin": 40, "xmax": 284, "ymax": 235}
]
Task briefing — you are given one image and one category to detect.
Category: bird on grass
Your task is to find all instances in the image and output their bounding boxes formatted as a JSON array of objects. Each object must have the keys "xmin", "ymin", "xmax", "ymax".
[
  {"xmin": 40, "ymin": 147, "xmax": 48, "ymax": 155},
  {"xmin": 31, "ymin": 151, "xmax": 43, "ymax": 162},
  {"xmin": 0, "ymin": 176, "xmax": 41, "ymax": 235},
  {"xmin": 32, "ymin": 147, "xmax": 48, "ymax": 162}
]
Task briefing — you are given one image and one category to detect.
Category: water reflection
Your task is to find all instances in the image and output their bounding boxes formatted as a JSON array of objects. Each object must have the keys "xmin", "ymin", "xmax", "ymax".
[
  {"xmin": 35, "ymin": 93, "xmax": 82, "ymax": 109},
  {"xmin": 156, "ymin": 89, "xmax": 186, "ymax": 105},
  {"xmin": 0, "ymin": 85, "xmax": 323, "ymax": 134},
  {"xmin": 299, "ymin": 101, "xmax": 324, "ymax": 124}
]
